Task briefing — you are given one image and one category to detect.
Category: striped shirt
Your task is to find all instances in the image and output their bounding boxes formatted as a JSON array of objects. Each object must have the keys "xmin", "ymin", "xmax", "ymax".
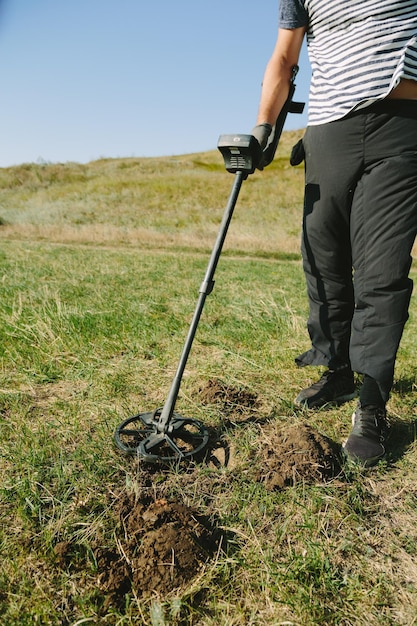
[{"xmin": 279, "ymin": 0, "xmax": 417, "ymax": 125}]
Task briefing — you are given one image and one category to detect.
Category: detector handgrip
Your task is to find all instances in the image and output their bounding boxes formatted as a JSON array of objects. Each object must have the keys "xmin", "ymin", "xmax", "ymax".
[{"xmin": 218, "ymin": 66, "xmax": 304, "ymax": 175}]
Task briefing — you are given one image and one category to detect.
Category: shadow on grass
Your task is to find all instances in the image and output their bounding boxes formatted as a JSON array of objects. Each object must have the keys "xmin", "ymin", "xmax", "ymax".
[
  {"xmin": 387, "ymin": 418, "xmax": 417, "ymax": 463},
  {"xmin": 388, "ymin": 375, "xmax": 417, "ymax": 463},
  {"xmin": 391, "ymin": 374, "xmax": 417, "ymax": 395}
]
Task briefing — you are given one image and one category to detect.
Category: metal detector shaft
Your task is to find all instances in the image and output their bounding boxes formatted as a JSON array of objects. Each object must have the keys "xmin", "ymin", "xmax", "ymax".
[
  {"xmin": 156, "ymin": 170, "xmax": 246, "ymax": 431},
  {"xmin": 114, "ymin": 65, "xmax": 305, "ymax": 462}
]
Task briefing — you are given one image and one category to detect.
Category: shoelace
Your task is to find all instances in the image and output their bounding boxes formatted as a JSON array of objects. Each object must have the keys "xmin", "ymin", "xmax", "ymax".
[
  {"xmin": 353, "ymin": 406, "xmax": 387, "ymax": 440},
  {"xmin": 314, "ymin": 370, "xmax": 352, "ymax": 392}
]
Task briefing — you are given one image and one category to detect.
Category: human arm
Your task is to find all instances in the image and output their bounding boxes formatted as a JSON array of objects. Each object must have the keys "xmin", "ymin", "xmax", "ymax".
[{"xmin": 253, "ymin": 27, "xmax": 306, "ymax": 148}]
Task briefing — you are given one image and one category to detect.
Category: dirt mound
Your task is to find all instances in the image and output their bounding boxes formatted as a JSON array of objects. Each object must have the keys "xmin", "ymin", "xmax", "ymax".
[
  {"xmin": 94, "ymin": 495, "xmax": 220, "ymax": 607},
  {"xmin": 255, "ymin": 422, "xmax": 342, "ymax": 490},
  {"xmin": 52, "ymin": 420, "xmax": 341, "ymax": 611},
  {"xmin": 199, "ymin": 378, "xmax": 259, "ymax": 413}
]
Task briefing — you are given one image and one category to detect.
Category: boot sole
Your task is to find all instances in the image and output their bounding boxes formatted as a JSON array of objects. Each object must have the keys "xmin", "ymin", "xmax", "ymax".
[
  {"xmin": 294, "ymin": 390, "xmax": 356, "ymax": 408},
  {"xmin": 342, "ymin": 445, "xmax": 386, "ymax": 468}
]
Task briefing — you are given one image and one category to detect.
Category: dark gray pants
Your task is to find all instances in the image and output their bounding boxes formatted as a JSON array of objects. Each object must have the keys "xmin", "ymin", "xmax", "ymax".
[{"xmin": 296, "ymin": 100, "xmax": 417, "ymax": 402}]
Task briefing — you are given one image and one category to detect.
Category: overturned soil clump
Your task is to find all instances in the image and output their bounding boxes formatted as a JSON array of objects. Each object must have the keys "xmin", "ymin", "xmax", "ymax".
[
  {"xmin": 199, "ymin": 378, "xmax": 259, "ymax": 414},
  {"xmin": 256, "ymin": 422, "xmax": 342, "ymax": 490},
  {"xmin": 95, "ymin": 495, "xmax": 220, "ymax": 606}
]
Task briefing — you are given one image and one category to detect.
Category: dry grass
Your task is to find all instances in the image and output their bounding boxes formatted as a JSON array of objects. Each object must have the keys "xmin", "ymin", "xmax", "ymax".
[
  {"xmin": 0, "ymin": 135, "xmax": 417, "ymax": 624},
  {"xmin": 0, "ymin": 130, "xmax": 306, "ymax": 258}
]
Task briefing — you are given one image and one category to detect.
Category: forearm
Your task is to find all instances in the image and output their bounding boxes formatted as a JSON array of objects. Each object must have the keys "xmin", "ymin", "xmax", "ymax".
[
  {"xmin": 256, "ymin": 61, "xmax": 294, "ymax": 125},
  {"xmin": 256, "ymin": 27, "xmax": 305, "ymax": 126}
]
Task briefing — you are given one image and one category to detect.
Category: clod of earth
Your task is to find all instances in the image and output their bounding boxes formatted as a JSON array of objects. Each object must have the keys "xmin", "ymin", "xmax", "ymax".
[
  {"xmin": 255, "ymin": 422, "xmax": 342, "ymax": 490},
  {"xmin": 199, "ymin": 378, "xmax": 259, "ymax": 413},
  {"xmin": 95, "ymin": 495, "xmax": 221, "ymax": 607}
]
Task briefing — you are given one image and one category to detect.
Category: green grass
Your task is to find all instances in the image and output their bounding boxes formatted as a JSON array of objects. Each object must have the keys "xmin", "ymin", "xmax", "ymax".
[{"xmin": 1, "ymin": 136, "xmax": 417, "ymax": 625}]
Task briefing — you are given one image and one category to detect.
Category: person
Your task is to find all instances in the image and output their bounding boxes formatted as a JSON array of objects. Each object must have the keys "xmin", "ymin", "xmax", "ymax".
[{"xmin": 252, "ymin": 0, "xmax": 417, "ymax": 466}]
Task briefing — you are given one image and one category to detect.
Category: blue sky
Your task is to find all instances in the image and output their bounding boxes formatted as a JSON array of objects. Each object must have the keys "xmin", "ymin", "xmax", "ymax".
[{"xmin": 0, "ymin": 0, "xmax": 311, "ymax": 167}]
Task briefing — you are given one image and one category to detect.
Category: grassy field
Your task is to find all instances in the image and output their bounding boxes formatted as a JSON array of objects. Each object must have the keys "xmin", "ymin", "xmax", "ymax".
[{"xmin": 1, "ymin": 131, "xmax": 417, "ymax": 625}]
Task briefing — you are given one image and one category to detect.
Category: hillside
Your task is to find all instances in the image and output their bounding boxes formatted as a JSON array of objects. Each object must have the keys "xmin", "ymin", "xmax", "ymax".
[{"xmin": 0, "ymin": 130, "xmax": 306, "ymax": 256}]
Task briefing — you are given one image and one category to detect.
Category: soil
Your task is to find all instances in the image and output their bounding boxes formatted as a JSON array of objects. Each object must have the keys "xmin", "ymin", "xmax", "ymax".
[
  {"xmin": 255, "ymin": 422, "xmax": 342, "ymax": 490},
  {"xmin": 52, "ymin": 386, "xmax": 344, "ymax": 610},
  {"xmin": 198, "ymin": 378, "xmax": 261, "ymax": 468},
  {"xmin": 199, "ymin": 378, "xmax": 259, "ymax": 414},
  {"xmin": 93, "ymin": 494, "xmax": 220, "ymax": 608}
]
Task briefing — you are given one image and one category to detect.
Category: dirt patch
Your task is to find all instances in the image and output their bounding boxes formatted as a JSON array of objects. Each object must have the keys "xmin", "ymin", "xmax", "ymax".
[
  {"xmin": 94, "ymin": 494, "xmax": 220, "ymax": 607},
  {"xmin": 51, "ymin": 419, "xmax": 341, "ymax": 610},
  {"xmin": 199, "ymin": 378, "xmax": 259, "ymax": 414},
  {"xmin": 53, "ymin": 541, "xmax": 73, "ymax": 568},
  {"xmin": 255, "ymin": 422, "xmax": 342, "ymax": 490}
]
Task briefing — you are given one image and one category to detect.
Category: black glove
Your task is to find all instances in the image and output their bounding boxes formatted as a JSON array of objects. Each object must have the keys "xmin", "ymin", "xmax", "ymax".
[
  {"xmin": 290, "ymin": 138, "xmax": 305, "ymax": 166},
  {"xmin": 251, "ymin": 123, "xmax": 272, "ymax": 170},
  {"xmin": 251, "ymin": 123, "xmax": 273, "ymax": 150}
]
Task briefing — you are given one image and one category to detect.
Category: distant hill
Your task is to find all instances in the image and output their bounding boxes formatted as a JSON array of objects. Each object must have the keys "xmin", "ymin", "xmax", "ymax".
[{"xmin": 0, "ymin": 130, "xmax": 306, "ymax": 258}]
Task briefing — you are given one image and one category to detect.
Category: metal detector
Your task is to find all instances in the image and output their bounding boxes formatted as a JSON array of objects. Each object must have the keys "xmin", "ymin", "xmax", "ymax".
[{"xmin": 114, "ymin": 66, "xmax": 304, "ymax": 464}]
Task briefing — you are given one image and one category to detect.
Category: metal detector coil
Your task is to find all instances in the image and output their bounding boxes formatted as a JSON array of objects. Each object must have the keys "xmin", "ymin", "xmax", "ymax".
[
  {"xmin": 114, "ymin": 65, "xmax": 304, "ymax": 464},
  {"xmin": 114, "ymin": 410, "xmax": 209, "ymax": 463}
]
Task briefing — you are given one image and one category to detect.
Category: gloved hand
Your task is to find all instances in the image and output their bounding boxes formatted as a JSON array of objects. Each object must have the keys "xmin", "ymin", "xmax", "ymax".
[
  {"xmin": 290, "ymin": 137, "xmax": 305, "ymax": 166},
  {"xmin": 251, "ymin": 123, "xmax": 272, "ymax": 170},
  {"xmin": 251, "ymin": 123, "xmax": 273, "ymax": 150}
]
